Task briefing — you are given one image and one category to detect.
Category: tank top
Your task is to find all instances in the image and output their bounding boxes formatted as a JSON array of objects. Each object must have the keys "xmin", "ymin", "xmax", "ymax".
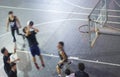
[
  {"xmin": 9, "ymin": 16, "xmax": 17, "ymax": 29},
  {"xmin": 58, "ymin": 49, "xmax": 68, "ymax": 62}
]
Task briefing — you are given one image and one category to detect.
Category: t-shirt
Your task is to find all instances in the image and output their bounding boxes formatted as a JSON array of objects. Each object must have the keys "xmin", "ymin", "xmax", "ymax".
[
  {"xmin": 26, "ymin": 31, "xmax": 38, "ymax": 47},
  {"xmin": 9, "ymin": 70, "xmax": 17, "ymax": 77},
  {"xmin": 3, "ymin": 53, "xmax": 12, "ymax": 70},
  {"xmin": 75, "ymin": 71, "xmax": 89, "ymax": 77},
  {"xmin": 66, "ymin": 73, "xmax": 75, "ymax": 77},
  {"xmin": 9, "ymin": 16, "xmax": 17, "ymax": 29}
]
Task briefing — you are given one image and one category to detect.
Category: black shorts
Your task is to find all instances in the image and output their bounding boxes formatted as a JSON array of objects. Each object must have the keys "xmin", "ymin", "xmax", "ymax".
[
  {"xmin": 30, "ymin": 45, "xmax": 41, "ymax": 57},
  {"xmin": 57, "ymin": 60, "xmax": 68, "ymax": 69}
]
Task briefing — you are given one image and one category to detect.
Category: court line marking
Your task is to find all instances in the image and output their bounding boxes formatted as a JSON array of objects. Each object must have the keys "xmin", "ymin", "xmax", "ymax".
[
  {"xmin": 16, "ymin": 50, "xmax": 120, "ymax": 67},
  {"xmin": 0, "ymin": 18, "xmax": 120, "ymax": 38},
  {"xmin": 62, "ymin": 0, "xmax": 120, "ymax": 12},
  {"xmin": 0, "ymin": 5, "xmax": 120, "ymax": 18},
  {"xmin": 0, "ymin": 18, "xmax": 87, "ymax": 38},
  {"xmin": 0, "ymin": 5, "xmax": 89, "ymax": 15},
  {"xmin": 0, "ymin": 2, "xmax": 120, "ymax": 12},
  {"xmin": 0, "ymin": 4, "xmax": 120, "ymax": 21}
]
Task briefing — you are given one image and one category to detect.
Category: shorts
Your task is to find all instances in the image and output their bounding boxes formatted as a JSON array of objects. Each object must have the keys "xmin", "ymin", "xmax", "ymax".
[
  {"xmin": 57, "ymin": 60, "xmax": 68, "ymax": 69},
  {"xmin": 30, "ymin": 45, "xmax": 41, "ymax": 57},
  {"xmin": 58, "ymin": 63, "xmax": 64, "ymax": 69}
]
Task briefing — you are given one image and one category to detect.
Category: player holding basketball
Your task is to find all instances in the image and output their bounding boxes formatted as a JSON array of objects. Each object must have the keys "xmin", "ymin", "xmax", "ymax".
[
  {"xmin": 6, "ymin": 11, "xmax": 24, "ymax": 42},
  {"xmin": 56, "ymin": 41, "xmax": 68, "ymax": 77},
  {"xmin": 23, "ymin": 21, "xmax": 45, "ymax": 70},
  {"xmin": 1, "ymin": 47, "xmax": 19, "ymax": 77}
]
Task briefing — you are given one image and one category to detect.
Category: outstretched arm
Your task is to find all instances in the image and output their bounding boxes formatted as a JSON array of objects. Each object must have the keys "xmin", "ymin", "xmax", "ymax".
[
  {"xmin": 25, "ymin": 27, "xmax": 31, "ymax": 36},
  {"xmin": 6, "ymin": 56, "xmax": 20, "ymax": 64},
  {"xmin": 16, "ymin": 16, "xmax": 22, "ymax": 28},
  {"xmin": 32, "ymin": 27, "xmax": 39, "ymax": 33}
]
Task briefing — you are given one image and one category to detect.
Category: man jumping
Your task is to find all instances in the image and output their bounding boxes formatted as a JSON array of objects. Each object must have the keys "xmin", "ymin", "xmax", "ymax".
[{"xmin": 23, "ymin": 21, "xmax": 45, "ymax": 70}]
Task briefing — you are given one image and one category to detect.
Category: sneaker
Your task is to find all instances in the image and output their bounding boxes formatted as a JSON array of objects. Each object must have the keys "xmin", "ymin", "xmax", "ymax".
[{"xmin": 34, "ymin": 63, "xmax": 40, "ymax": 70}]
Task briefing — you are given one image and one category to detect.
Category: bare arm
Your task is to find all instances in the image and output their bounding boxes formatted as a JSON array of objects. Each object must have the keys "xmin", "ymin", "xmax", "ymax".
[
  {"xmin": 6, "ymin": 17, "xmax": 9, "ymax": 31},
  {"xmin": 16, "ymin": 16, "xmax": 21, "ymax": 28},
  {"xmin": 32, "ymin": 27, "xmax": 39, "ymax": 33},
  {"xmin": 11, "ymin": 47, "xmax": 20, "ymax": 63},
  {"xmin": 25, "ymin": 27, "xmax": 31, "ymax": 36},
  {"xmin": 7, "ymin": 58, "xmax": 20, "ymax": 64},
  {"xmin": 6, "ymin": 55, "xmax": 19, "ymax": 64}
]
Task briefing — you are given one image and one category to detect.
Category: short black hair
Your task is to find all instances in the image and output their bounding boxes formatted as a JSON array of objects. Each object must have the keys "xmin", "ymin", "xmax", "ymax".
[
  {"xmin": 78, "ymin": 63, "xmax": 85, "ymax": 71},
  {"xmin": 1, "ymin": 47, "xmax": 6, "ymax": 54},
  {"xmin": 10, "ymin": 62, "xmax": 16, "ymax": 67},
  {"xmin": 8, "ymin": 11, "xmax": 13, "ymax": 15},
  {"xmin": 28, "ymin": 21, "xmax": 34, "ymax": 26},
  {"xmin": 65, "ymin": 69, "xmax": 71, "ymax": 75},
  {"xmin": 59, "ymin": 41, "xmax": 64, "ymax": 46},
  {"xmin": 23, "ymin": 27, "xmax": 27, "ymax": 33}
]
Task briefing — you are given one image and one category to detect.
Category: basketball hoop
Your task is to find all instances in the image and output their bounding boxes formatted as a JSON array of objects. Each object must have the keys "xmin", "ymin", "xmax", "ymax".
[{"xmin": 78, "ymin": 25, "xmax": 89, "ymax": 33}]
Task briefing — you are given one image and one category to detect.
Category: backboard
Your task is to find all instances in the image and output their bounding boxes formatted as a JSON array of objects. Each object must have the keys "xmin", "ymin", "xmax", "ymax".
[{"xmin": 88, "ymin": 0, "xmax": 107, "ymax": 47}]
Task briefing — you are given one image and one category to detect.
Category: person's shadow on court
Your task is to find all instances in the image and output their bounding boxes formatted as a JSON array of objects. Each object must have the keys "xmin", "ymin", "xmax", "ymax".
[{"xmin": 17, "ymin": 51, "xmax": 32, "ymax": 77}]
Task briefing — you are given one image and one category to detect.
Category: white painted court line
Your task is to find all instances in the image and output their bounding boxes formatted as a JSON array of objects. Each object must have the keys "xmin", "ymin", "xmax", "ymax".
[
  {"xmin": 0, "ymin": 2, "xmax": 120, "ymax": 12},
  {"xmin": 0, "ymin": 18, "xmax": 87, "ymax": 38},
  {"xmin": 63, "ymin": 0, "xmax": 120, "ymax": 12},
  {"xmin": 0, "ymin": 18, "xmax": 120, "ymax": 38},
  {"xmin": 0, "ymin": 5, "xmax": 88, "ymax": 15},
  {"xmin": 69, "ymin": 57, "xmax": 120, "ymax": 67},
  {"xmin": 0, "ymin": 5, "xmax": 120, "ymax": 18},
  {"xmin": 16, "ymin": 50, "xmax": 120, "ymax": 67},
  {"xmin": 0, "ymin": 32, "xmax": 9, "ymax": 38}
]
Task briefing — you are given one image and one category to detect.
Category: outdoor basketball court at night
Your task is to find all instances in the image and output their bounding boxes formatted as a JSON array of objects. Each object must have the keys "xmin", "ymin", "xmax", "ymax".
[{"xmin": 0, "ymin": 0, "xmax": 120, "ymax": 77}]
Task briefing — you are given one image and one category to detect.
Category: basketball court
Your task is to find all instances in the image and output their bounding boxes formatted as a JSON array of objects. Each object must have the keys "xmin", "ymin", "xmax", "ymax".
[{"xmin": 0, "ymin": 0, "xmax": 120, "ymax": 77}]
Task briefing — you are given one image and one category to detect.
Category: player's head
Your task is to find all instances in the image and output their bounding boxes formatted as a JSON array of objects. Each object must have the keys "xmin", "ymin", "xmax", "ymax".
[
  {"xmin": 1, "ymin": 47, "xmax": 8, "ymax": 55},
  {"xmin": 8, "ymin": 11, "xmax": 14, "ymax": 17},
  {"xmin": 65, "ymin": 69, "xmax": 71, "ymax": 76},
  {"xmin": 57, "ymin": 41, "xmax": 64, "ymax": 49},
  {"xmin": 23, "ymin": 27, "xmax": 27, "ymax": 33},
  {"xmin": 27, "ymin": 21, "xmax": 34, "ymax": 26},
  {"xmin": 10, "ymin": 62, "xmax": 16, "ymax": 70},
  {"xmin": 78, "ymin": 63, "xmax": 85, "ymax": 71}
]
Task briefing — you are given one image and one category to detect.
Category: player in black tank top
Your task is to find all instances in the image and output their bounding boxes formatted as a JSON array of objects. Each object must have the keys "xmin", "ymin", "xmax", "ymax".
[
  {"xmin": 6, "ymin": 11, "xmax": 24, "ymax": 42},
  {"xmin": 23, "ymin": 21, "xmax": 45, "ymax": 70},
  {"xmin": 56, "ymin": 41, "xmax": 68, "ymax": 77},
  {"xmin": 8, "ymin": 16, "xmax": 17, "ymax": 29}
]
